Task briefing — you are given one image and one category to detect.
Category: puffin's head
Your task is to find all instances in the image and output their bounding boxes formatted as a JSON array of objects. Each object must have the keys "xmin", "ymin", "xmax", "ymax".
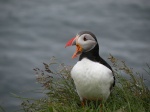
[{"xmin": 65, "ymin": 31, "xmax": 98, "ymax": 58}]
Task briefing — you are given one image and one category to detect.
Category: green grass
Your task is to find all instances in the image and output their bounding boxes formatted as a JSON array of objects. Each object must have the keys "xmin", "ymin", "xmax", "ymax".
[{"xmin": 18, "ymin": 55, "xmax": 150, "ymax": 112}]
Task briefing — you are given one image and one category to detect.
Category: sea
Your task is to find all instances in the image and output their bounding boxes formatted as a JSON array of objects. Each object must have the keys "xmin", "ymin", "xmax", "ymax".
[{"xmin": 0, "ymin": 0, "xmax": 150, "ymax": 111}]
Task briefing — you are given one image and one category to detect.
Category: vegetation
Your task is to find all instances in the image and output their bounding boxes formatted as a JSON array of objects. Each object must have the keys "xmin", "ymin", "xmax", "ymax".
[{"xmin": 18, "ymin": 55, "xmax": 150, "ymax": 112}]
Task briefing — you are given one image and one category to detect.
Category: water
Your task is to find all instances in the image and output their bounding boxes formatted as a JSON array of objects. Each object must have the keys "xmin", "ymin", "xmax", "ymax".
[{"xmin": 0, "ymin": 0, "xmax": 150, "ymax": 111}]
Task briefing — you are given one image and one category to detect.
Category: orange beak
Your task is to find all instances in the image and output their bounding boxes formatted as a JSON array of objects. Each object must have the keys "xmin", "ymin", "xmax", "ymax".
[{"xmin": 65, "ymin": 36, "xmax": 82, "ymax": 59}]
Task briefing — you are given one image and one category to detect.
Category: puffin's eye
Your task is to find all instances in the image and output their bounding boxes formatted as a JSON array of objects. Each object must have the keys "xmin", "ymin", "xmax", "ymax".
[{"xmin": 83, "ymin": 37, "xmax": 87, "ymax": 41}]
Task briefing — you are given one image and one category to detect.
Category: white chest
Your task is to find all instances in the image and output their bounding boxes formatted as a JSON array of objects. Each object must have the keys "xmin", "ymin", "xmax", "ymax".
[{"xmin": 71, "ymin": 58, "xmax": 114, "ymax": 101}]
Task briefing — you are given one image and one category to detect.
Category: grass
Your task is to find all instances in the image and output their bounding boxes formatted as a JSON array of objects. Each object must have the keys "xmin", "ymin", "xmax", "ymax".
[{"xmin": 18, "ymin": 55, "xmax": 150, "ymax": 112}]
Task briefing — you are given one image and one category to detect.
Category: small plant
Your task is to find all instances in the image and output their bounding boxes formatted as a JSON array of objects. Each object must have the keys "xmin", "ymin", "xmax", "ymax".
[{"xmin": 20, "ymin": 55, "xmax": 150, "ymax": 112}]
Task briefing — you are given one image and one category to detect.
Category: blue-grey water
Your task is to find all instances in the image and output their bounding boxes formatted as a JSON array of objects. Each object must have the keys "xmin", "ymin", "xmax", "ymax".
[{"xmin": 0, "ymin": 0, "xmax": 150, "ymax": 111}]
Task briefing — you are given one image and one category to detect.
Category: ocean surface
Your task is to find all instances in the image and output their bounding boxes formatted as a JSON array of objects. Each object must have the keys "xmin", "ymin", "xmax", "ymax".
[{"xmin": 0, "ymin": 0, "xmax": 150, "ymax": 111}]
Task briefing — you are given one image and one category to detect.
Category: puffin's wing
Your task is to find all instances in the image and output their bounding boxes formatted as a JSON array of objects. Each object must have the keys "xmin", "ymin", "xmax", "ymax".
[{"xmin": 99, "ymin": 57, "xmax": 115, "ymax": 89}]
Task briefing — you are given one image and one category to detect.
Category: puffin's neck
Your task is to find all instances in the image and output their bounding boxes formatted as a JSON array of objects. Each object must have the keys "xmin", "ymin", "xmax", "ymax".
[
  {"xmin": 79, "ymin": 44, "xmax": 100, "ymax": 62},
  {"xmin": 79, "ymin": 44, "xmax": 112, "ymax": 71}
]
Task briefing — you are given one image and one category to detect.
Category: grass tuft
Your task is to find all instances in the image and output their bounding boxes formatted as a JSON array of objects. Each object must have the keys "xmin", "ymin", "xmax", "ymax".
[{"xmin": 20, "ymin": 55, "xmax": 150, "ymax": 112}]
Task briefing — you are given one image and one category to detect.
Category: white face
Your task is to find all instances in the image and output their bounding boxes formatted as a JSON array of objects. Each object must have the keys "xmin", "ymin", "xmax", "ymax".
[{"xmin": 76, "ymin": 34, "xmax": 97, "ymax": 52}]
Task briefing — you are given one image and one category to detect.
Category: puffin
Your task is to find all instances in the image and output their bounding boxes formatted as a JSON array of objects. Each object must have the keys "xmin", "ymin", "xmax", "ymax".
[{"xmin": 65, "ymin": 31, "xmax": 115, "ymax": 106}]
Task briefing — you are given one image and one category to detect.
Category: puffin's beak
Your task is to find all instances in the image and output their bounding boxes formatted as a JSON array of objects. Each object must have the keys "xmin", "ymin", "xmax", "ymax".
[{"xmin": 65, "ymin": 36, "xmax": 83, "ymax": 59}]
